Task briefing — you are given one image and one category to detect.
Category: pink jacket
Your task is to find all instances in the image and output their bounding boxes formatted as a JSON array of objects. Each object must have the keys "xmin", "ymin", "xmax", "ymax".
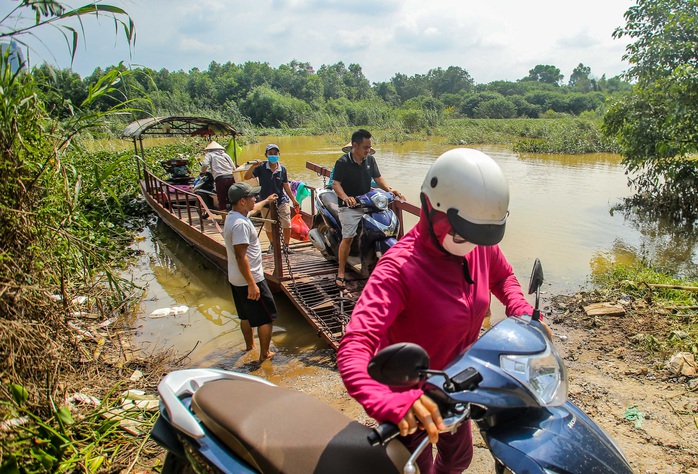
[{"xmin": 337, "ymin": 211, "xmax": 533, "ymax": 425}]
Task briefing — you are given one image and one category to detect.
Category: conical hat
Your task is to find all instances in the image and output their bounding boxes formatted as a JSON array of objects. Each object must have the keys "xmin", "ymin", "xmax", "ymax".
[
  {"xmin": 204, "ymin": 140, "xmax": 224, "ymax": 150},
  {"xmin": 341, "ymin": 141, "xmax": 376, "ymax": 154}
]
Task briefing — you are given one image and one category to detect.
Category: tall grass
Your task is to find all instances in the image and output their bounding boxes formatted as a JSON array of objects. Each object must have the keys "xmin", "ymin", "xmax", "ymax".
[
  {"xmin": 436, "ymin": 118, "xmax": 620, "ymax": 154},
  {"xmin": 257, "ymin": 116, "xmax": 619, "ymax": 155}
]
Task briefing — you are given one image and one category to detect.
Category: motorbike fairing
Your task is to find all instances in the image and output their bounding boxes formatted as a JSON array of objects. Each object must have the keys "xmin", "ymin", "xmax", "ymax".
[
  {"xmin": 425, "ymin": 317, "xmax": 551, "ymax": 410},
  {"xmin": 484, "ymin": 402, "xmax": 633, "ymax": 474}
]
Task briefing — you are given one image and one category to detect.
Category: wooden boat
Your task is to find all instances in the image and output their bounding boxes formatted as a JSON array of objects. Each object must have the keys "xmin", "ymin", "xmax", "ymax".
[{"xmin": 126, "ymin": 117, "xmax": 419, "ymax": 350}]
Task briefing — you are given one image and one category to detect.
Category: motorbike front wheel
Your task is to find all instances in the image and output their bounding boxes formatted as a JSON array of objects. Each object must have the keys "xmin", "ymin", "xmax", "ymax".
[{"xmin": 315, "ymin": 222, "xmax": 337, "ymax": 261}]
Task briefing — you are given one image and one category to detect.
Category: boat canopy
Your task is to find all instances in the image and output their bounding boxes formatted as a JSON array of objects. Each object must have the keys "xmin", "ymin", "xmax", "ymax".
[
  {"xmin": 125, "ymin": 116, "xmax": 241, "ymax": 172},
  {"xmin": 123, "ymin": 116, "xmax": 237, "ymax": 139}
]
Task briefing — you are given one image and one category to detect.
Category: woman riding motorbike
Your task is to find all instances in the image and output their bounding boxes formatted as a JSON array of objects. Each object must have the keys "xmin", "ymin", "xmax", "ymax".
[{"xmin": 338, "ymin": 148, "xmax": 545, "ymax": 474}]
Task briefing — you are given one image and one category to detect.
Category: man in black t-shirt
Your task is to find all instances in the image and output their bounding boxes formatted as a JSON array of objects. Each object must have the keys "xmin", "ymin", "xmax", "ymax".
[{"xmin": 331, "ymin": 129, "xmax": 404, "ymax": 287}]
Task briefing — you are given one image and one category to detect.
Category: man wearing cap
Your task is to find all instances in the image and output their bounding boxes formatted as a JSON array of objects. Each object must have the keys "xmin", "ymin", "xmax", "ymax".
[
  {"xmin": 224, "ymin": 182, "xmax": 279, "ymax": 361},
  {"xmin": 332, "ymin": 129, "xmax": 404, "ymax": 287},
  {"xmin": 200, "ymin": 140, "xmax": 236, "ymax": 211},
  {"xmin": 244, "ymin": 144, "xmax": 299, "ymax": 253}
]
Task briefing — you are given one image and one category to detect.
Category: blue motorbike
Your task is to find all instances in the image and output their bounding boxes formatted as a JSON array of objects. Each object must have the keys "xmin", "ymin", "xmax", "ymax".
[
  {"xmin": 152, "ymin": 259, "xmax": 634, "ymax": 473},
  {"xmin": 308, "ymin": 188, "xmax": 399, "ymax": 277},
  {"xmin": 368, "ymin": 259, "xmax": 633, "ymax": 474}
]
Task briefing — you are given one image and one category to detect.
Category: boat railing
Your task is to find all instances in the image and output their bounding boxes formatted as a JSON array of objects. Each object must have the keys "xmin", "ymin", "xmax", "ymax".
[{"xmin": 137, "ymin": 156, "xmax": 225, "ymax": 234}]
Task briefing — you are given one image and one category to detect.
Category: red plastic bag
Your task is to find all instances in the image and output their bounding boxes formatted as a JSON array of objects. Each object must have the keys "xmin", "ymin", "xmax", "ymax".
[{"xmin": 291, "ymin": 209, "xmax": 310, "ymax": 241}]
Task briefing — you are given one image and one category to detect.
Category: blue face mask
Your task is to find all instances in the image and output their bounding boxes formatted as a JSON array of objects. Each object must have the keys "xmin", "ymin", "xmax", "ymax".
[{"xmin": 267, "ymin": 155, "xmax": 280, "ymax": 163}]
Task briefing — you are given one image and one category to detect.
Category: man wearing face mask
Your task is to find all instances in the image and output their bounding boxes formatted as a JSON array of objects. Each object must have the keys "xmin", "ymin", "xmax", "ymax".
[
  {"xmin": 244, "ymin": 144, "xmax": 300, "ymax": 253},
  {"xmin": 338, "ymin": 148, "xmax": 542, "ymax": 474}
]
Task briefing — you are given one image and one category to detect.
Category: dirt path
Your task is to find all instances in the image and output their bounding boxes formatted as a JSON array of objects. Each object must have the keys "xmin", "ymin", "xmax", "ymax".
[{"xmin": 217, "ymin": 297, "xmax": 698, "ymax": 474}]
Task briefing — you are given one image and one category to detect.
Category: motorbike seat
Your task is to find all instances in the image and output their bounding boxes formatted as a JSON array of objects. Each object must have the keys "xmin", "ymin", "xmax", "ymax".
[
  {"xmin": 319, "ymin": 190, "xmax": 341, "ymax": 223},
  {"xmin": 191, "ymin": 378, "xmax": 409, "ymax": 474}
]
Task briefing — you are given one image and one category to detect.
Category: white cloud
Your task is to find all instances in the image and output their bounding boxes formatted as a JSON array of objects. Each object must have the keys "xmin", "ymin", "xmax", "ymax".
[
  {"xmin": 332, "ymin": 29, "xmax": 373, "ymax": 53},
  {"xmin": 0, "ymin": 0, "xmax": 634, "ymax": 83}
]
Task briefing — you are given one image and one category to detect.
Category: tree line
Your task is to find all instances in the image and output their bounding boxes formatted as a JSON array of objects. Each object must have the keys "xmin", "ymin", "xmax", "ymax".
[{"xmin": 32, "ymin": 59, "xmax": 632, "ymax": 132}]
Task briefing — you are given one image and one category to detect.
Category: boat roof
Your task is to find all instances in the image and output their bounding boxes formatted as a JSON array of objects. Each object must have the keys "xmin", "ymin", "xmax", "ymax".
[{"xmin": 122, "ymin": 116, "xmax": 237, "ymax": 139}]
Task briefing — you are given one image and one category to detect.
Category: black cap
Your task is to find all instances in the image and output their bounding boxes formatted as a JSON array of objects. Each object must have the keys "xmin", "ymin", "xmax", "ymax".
[{"xmin": 228, "ymin": 182, "xmax": 261, "ymax": 203}]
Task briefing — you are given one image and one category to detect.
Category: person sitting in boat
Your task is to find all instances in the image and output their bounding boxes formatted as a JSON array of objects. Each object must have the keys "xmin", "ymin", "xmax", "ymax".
[
  {"xmin": 243, "ymin": 144, "xmax": 300, "ymax": 254},
  {"xmin": 338, "ymin": 148, "xmax": 548, "ymax": 474},
  {"xmin": 199, "ymin": 140, "xmax": 236, "ymax": 211}
]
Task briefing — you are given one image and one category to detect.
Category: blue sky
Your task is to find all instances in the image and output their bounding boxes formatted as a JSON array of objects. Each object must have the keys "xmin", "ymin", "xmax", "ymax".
[{"xmin": 2, "ymin": 0, "xmax": 634, "ymax": 84}]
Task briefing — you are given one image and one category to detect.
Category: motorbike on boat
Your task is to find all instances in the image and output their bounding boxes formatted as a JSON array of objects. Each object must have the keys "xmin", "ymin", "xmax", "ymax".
[
  {"xmin": 191, "ymin": 171, "xmax": 216, "ymax": 209},
  {"xmin": 308, "ymin": 188, "xmax": 399, "ymax": 277},
  {"xmin": 152, "ymin": 259, "xmax": 634, "ymax": 474}
]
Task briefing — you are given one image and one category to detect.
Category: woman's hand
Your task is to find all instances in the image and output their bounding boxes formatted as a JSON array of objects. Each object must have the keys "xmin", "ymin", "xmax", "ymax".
[{"xmin": 397, "ymin": 395, "xmax": 446, "ymax": 444}]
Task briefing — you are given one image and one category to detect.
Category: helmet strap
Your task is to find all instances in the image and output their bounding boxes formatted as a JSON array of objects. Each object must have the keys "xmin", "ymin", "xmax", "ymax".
[{"xmin": 420, "ymin": 193, "xmax": 475, "ymax": 284}]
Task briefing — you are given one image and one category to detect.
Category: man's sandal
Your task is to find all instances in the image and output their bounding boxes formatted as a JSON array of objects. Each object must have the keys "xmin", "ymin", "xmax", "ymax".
[{"xmin": 335, "ymin": 276, "xmax": 346, "ymax": 288}]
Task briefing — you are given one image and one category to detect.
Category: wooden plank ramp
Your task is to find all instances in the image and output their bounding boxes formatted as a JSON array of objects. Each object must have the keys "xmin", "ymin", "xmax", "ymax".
[{"xmin": 262, "ymin": 241, "xmax": 366, "ymax": 350}]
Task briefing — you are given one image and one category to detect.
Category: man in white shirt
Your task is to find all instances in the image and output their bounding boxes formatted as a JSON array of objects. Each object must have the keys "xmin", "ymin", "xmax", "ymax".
[{"xmin": 224, "ymin": 182, "xmax": 279, "ymax": 361}]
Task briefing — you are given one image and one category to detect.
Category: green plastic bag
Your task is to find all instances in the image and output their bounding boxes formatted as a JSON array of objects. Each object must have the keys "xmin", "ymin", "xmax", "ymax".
[{"xmin": 296, "ymin": 182, "xmax": 311, "ymax": 204}]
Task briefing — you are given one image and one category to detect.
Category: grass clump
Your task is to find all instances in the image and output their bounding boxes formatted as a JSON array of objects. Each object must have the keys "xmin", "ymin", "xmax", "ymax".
[{"xmin": 590, "ymin": 257, "xmax": 698, "ymax": 357}]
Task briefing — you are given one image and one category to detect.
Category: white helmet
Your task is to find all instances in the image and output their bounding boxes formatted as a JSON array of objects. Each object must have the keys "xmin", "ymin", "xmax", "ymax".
[{"xmin": 421, "ymin": 148, "xmax": 509, "ymax": 245}]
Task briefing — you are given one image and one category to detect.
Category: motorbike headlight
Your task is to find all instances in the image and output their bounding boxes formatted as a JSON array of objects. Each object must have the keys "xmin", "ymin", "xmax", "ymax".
[
  {"xmin": 370, "ymin": 192, "xmax": 389, "ymax": 210},
  {"xmin": 500, "ymin": 345, "xmax": 568, "ymax": 406}
]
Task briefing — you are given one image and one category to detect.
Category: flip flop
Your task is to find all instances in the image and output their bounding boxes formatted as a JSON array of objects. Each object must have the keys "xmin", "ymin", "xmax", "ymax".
[{"xmin": 335, "ymin": 276, "xmax": 346, "ymax": 288}]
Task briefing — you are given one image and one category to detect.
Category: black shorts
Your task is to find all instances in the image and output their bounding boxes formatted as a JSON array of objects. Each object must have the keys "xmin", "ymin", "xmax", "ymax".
[{"xmin": 230, "ymin": 280, "xmax": 278, "ymax": 328}]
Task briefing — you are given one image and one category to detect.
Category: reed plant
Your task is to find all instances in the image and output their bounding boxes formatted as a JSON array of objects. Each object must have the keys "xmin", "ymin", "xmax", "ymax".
[{"xmin": 261, "ymin": 115, "xmax": 620, "ymax": 155}]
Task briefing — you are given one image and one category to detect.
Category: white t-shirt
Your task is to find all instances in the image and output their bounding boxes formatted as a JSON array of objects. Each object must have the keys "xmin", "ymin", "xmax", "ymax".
[
  {"xmin": 202, "ymin": 150, "xmax": 235, "ymax": 179},
  {"xmin": 224, "ymin": 211, "xmax": 264, "ymax": 286}
]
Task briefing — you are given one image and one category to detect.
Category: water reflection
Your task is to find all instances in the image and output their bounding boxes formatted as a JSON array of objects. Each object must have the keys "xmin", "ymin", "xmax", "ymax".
[
  {"xmin": 133, "ymin": 135, "xmax": 698, "ymax": 361},
  {"xmin": 129, "ymin": 220, "xmax": 328, "ymax": 364},
  {"xmin": 596, "ymin": 208, "xmax": 698, "ymax": 280}
]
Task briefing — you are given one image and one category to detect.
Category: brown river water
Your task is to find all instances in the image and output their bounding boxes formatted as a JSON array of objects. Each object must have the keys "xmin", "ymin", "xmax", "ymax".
[{"xmin": 127, "ymin": 135, "xmax": 698, "ymax": 366}]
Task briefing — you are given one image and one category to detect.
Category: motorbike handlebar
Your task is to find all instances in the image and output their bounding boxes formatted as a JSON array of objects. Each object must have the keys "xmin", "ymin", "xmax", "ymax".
[{"xmin": 367, "ymin": 422, "xmax": 400, "ymax": 446}]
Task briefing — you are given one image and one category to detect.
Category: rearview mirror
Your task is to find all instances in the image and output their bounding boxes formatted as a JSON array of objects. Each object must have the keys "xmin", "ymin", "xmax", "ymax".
[
  {"xmin": 528, "ymin": 258, "xmax": 544, "ymax": 295},
  {"xmin": 528, "ymin": 258, "xmax": 544, "ymax": 321},
  {"xmin": 368, "ymin": 343, "xmax": 430, "ymax": 387}
]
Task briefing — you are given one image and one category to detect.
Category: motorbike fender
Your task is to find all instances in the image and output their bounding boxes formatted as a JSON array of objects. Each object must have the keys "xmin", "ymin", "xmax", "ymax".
[
  {"xmin": 151, "ymin": 410, "xmax": 186, "ymax": 459},
  {"xmin": 376, "ymin": 237, "xmax": 397, "ymax": 256},
  {"xmin": 483, "ymin": 402, "xmax": 633, "ymax": 474}
]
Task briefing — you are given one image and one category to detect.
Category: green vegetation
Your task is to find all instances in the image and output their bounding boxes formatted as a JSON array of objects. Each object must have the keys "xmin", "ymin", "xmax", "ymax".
[
  {"xmin": 1, "ymin": 382, "xmax": 159, "ymax": 473},
  {"xmin": 32, "ymin": 54, "xmax": 632, "ymax": 147},
  {"xmin": 436, "ymin": 117, "xmax": 619, "ymax": 154},
  {"xmin": 603, "ymin": 0, "xmax": 698, "ymax": 223},
  {"xmin": 0, "ymin": 2, "xmax": 180, "ymax": 472}
]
